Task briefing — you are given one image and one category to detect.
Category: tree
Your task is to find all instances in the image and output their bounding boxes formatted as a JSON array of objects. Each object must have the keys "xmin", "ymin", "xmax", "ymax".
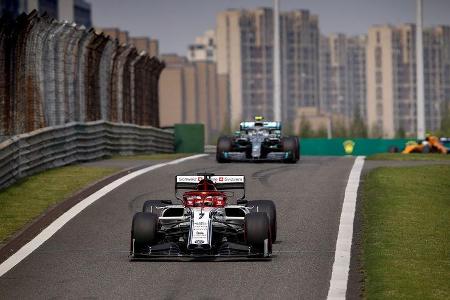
[
  {"xmin": 332, "ymin": 119, "xmax": 348, "ymax": 138},
  {"xmin": 395, "ymin": 127, "xmax": 406, "ymax": 138},
  {"xmin": 349, "ymin": 107, "xmax": 368, "ymax": 138},
  {"xmin": 298, "ymin": 117, "xmax": 314, "ymax": 137},
  {"xmin": 370, "ymin": 122, "xmax": 384, "ymax": 138},
  {"xmin": 282, "ymin": 121, "xmax": 295, "ymax": 136},
  {"xmin": 315, "ymin": 124, "xmax": 328, "ymax": 138}
]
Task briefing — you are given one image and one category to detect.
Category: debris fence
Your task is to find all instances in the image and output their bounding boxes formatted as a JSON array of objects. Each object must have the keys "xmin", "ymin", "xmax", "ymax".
[{"xmin": 0, "ymin": 10, "xmax": 165, "ymax": 142}]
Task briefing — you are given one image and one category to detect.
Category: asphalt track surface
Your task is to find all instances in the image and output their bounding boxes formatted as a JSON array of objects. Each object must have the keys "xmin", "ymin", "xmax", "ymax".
[{"xmin": 0, "ymin": 155, "xmax": 356, "ymax": 299}]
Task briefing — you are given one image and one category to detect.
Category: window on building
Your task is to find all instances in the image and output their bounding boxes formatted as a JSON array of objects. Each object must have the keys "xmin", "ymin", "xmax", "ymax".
[
  {"xmin": 376, "ymin": 71, "xmax": 383, "ymax": 84},
  {"xmin": 375, "ymin": 47, "xmax": 382, "ymax": 68},
  {"xmin": 376, "ymin": 87, "xmax": 383, "ymax": 100}
]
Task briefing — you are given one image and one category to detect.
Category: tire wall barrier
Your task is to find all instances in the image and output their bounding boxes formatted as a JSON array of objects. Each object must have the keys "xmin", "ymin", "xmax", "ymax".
[
  {"xmin": 0, "ymin": 121, "xmax": 174, "ymax": 190},
  {"xmin": 0, "ymin": 11, "xmax": 165, "ymax": 142}
]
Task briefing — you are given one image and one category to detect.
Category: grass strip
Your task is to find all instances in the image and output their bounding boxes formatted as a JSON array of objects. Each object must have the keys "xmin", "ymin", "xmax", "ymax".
[
  {"xmin": 0, "ymin": 165, "xmax": 119, "ymax": 243},
  {"xmin": 362, "ymin": 165, "xmax": 450, "ymax": 299},
  {"xmin": 110, "ymin": 153, "xmax": 191, "ymax": 160},
  {"xmin": 367, "ymin": 153, "xmax": 450, "ymax": 161}
]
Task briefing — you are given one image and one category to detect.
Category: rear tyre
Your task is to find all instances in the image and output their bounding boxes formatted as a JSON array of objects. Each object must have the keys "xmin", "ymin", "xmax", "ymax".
[
  {"xmin": 142, "ymin": 200, "xmax": 171, "ymax": 216},
  {"xmin": 247, "ymin": 200, "xmax": 277, "ymax": 242},
  {"xmin": 245, "ymin": 212, "xmax": 272, "ymax": 255},
  {"xmin": 282, "ymin": 137, "xmax": 299, "ymax": 163},
  {"xmin": 131, "ymin": 212, "xmax": 158, "ymax": 254},
  {"xmin": 294, "ymin": 137, "xmax": 301, "ymax": 161},
  {"xmin": 216, "ymin": 136, "xmax": 233, "ymax": 163},
  {"xmin": 388, "ymin": 146, "xmax": 399, "ymax": 153}
]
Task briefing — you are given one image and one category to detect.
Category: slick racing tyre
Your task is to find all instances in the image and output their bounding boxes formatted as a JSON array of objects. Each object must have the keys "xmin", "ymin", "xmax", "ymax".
[
  {"xmin": 142, "ymin": 200, "xmax": 172, "ymax": 216},
  {"xmin": 216, "ymin": 136, "xmax": 232, "ymax": 163},
  {"xmin": 245, "ymin": 212, "xmax": 272, "ymax": 255},
  {"xmin": 131, "ymin": 212, "xmax": 158, "ymax": 254},
  {"xmin": 294, "ymin": 137, "xmax": 301, "ymax": 161},
  {"xmin": 247, "ymin": 200, "xmax": 277, "ymax": 243},
  {"xmin": 282, "ymin": 137, "xmax": 299, "ymax": 163}
]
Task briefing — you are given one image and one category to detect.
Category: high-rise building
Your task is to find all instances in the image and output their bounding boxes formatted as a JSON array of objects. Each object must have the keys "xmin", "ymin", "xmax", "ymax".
[
  {"xmin": 188, "ymin": 29, "xmax": 216, "ymax": 62},
  {"xmin": 281, "ymin": 10, "xmax": 320, "ymax": 127},
  {"xmin": 130, "ymin": 37, "xmax": 159, "ymax": 57},
  {"xmin": 367, "ymin": 24, "xmax": 416, "ymax": 137},
  {"xmin": 423, "ymin": 25, "xmax": 450, "ymax": 132},
  {"xmin": 1, "ymin": 0, "xmax": 21, "ymax": 18},
  {"xmin": 1, "ymin": 0, "xmax": 58, "ymax": 19},
  {"xmin": 100, "ymin": 28, "xmax": 129, "ymax": 44},
  {"xmin": 366, "ymin": 24, "xmax": 450, "ymax": 137},
  {"xmin": 216, "ymin": 9, "xmax": 242, "ymax": 129},
  {"xmin": 159, "ymin": 54, "xmax": 229, "ymax": 142},
  {"xmin": 320, "ymin": 33, "xmax": 366, "ymax": 122},
  {"xmin": 73, "ymin": 0, "xmax": 91, "ymax": 27},
  {"xmin": 216, "ymin": 8, "xmax": 320, "ymax": 130},
  {"xmin": 1, "ymin": 0, "xmax": 91, "ymax": 27},
  {"xmin": 59, "ymin": 0, "xmax": 91, "ymax": 27}
]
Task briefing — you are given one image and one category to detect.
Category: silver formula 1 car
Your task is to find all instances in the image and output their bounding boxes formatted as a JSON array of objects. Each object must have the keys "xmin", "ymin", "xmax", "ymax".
[
  {"xmin": 130, "ymin": 173, "xmax": 277, "ymax": 259},
  {"xmin": 216, "ymin": 118, "xmax": 300, "ymax": 163}
]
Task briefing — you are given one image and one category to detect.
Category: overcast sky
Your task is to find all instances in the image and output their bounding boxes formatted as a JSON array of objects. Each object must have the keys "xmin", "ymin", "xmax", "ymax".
[{"xmin": 91, "ymin": 0, "xmax": 450, "ymax": 55}]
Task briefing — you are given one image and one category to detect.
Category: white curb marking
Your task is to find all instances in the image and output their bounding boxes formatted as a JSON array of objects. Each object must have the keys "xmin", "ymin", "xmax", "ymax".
[
  {"xmin": 327, "ymin": 156, "xmax": 365, "ymax": 300},
  {"xmin": 0, "ymin": 154, "xmax": 208, "ymax": 277}
]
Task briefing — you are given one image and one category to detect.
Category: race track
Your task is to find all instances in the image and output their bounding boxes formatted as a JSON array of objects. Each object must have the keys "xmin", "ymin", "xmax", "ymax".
[{"xmin": 0, "ymin": 155, "xmax": 357, "ymax": 299}]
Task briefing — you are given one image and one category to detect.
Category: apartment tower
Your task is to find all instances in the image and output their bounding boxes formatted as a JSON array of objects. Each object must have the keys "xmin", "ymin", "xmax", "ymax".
[
  {"xmin": 320, "ymin": 34, "xmax": 367, "ymax": 121},
  {"xmin": 216, "ymin": 8, "xmax": 320, "ymax": 129},
  {"xmin": 367, "ymin": 24, "xmax": 450, "ymax": 137}
]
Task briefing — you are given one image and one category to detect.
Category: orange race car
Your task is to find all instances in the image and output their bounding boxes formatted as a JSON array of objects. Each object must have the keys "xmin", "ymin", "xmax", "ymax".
[{"xmin": 402, "ymin": 135, "xmax": 449, "ymax": 154}]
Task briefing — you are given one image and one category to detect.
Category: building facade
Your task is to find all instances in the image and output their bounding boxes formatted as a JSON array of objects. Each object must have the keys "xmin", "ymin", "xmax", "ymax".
[
  {"xmin": 188, "ymin": 29, "xmax": 216, "ymax": 62},
  {"xmin": 216, "ymin": 8, "xmax": 320, "ymax": 130},
  {"xmin": 1, "ymin": 0, "xmax": 91, "ymax": 27},
  {"xmin": 130, "ymin": 37, "xmax": 159, "ymax": 57},
  {"xmin": 281, "ymin": 10, "xmax": 320, "ymax": 127},
  {"xmin": 423, "ymin": 25, "xmax": 450, "ymax": 132},
  {"xmin": 366, "ymin": 24, "xmax": 450, "ymax": 137},
  {"xmin": 320, "ymin": 33, "xmax": 366, "ymax": 122},
  {"xmin": 159, "ymin": 54, "xmax": 229, "ymax": 142},
  {"xmin": 100, "ymin": 28, "xmax": 129, "ymax": 44}
]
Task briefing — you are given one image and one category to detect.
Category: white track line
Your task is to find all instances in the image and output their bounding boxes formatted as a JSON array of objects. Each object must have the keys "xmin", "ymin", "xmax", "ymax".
[
  {"xmin": 327, "ymin": 156, "xmax": 365, "ymax": 300},
  {"xmin": 0, "ymin": 153, "xmax": 207, "ymax": 277}
]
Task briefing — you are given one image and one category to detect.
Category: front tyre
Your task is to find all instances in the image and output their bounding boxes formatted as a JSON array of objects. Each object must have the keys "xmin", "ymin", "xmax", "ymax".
[
  {"xmin": 282, "ymin": 137, "xmax": 299, "ymax": 163},
  {"xmin": 247, "ymin": 200, "xmax": 277, "ymax": 242},
  {"xmin": 245, "ymin": 212, "xmax": 272, "ymax": 256},
  {"xmin": 216, "ymin": 136, "xmax": 233, "ymax": 163},
  {"xmin": 131, "ymin": 212, "xmax": 158, "ymax": 255}
]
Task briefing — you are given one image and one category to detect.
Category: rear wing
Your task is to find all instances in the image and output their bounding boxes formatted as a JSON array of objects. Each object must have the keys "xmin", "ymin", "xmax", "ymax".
[
  {"xmin": 240, "ymin": 121, "xmax": 281, "ymax": 131},
  {"xmin": 175, "ymin": 175, "xmax": 245, "ymax": 190}
]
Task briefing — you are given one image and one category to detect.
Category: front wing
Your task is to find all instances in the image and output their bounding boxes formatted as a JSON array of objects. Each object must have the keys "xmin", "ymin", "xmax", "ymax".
[
  {"xmin": 130, "ymin": 241, "xmax": 271, "ymax": 259},
  {"xmin": 223, "ymin": 151, "xmax": 289, "ymax": 161}
]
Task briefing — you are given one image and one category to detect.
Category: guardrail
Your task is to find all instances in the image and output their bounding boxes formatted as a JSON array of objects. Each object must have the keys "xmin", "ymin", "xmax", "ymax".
[{"xmin": 0, "ymin": 121, "xmax": 174, "ymax": 190}]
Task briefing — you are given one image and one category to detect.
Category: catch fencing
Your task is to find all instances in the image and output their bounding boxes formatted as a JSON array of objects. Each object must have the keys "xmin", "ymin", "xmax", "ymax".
[
  {"xmin": 0, "ymin": 121, "xmax": 174, "ymax": 190},
  {"xmin": 0, "ymin": 10, "xmax": 164, "ymax": 142}
]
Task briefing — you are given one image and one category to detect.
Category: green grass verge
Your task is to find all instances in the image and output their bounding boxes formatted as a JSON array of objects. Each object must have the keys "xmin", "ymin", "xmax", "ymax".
[
  {"xmin": 0, "ymin": 165, "xmax": 119, "ymax": 244},
  {"xmin": 110, "ymin": 153, "xmax": 192, "ymax": 160},
  {"xmin": 367, "ymin": 153, "xmax": 450, "ymax": 161},
  {"xmin": 362, "ymin": 165, "xmax": 450, "ymax": 299}
]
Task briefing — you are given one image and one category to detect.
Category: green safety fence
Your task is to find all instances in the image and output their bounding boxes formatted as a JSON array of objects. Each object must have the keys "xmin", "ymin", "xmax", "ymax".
[
  {"xmin": 299, "ymin": 138, "xmax": 412, "ymax": 156},
  {"xmin": 174, "ymin": 124, "xmax": 205, "ymax": 153}
]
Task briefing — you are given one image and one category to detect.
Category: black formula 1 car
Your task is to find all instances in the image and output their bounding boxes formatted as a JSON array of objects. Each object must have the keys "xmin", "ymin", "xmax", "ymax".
[
  {"xmin": 216, "ymin": 119, "xmax": 300, "ymax": 163},
  {"xmin": 130, "ymin": 173, "xmax": 277, "ymax": 259}
]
